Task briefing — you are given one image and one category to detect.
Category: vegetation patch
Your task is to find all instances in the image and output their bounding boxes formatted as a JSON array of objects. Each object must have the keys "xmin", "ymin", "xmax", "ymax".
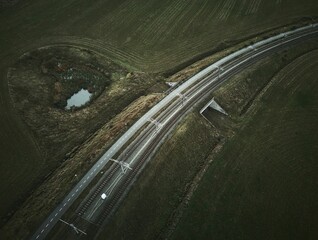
[{"xmin": 11, "ymin": 47, "xmax": 115, "ymax": 110}]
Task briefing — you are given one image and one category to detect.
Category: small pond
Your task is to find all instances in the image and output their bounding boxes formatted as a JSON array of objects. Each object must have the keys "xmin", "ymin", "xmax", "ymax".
[{"xmin": 65, "ymin": 89, "xmax": 92, "ymax": 110}]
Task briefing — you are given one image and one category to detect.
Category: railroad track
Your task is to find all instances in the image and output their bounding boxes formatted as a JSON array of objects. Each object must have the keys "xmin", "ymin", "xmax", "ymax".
[
  {"xmin": 31, "ymin": 24, "xmax": 318, "ymax": 240},
  {"xmin": 91, "ymin": 26, "xmax": 318, "ymax": 228}
]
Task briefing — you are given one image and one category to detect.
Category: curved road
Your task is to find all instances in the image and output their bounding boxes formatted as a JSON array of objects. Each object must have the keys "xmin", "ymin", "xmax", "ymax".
[{"xmin": 32, "ymin": 23, "xmax": 318, "ymax": 240}]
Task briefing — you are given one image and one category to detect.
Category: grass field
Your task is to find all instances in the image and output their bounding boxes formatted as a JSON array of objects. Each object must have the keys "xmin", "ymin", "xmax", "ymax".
[
  {"xmin": 0, "ymin": 0, "xmax": 317, "ymax": 238},
  {"xmin": 172, "ymin": 50, "xmax": 318, "ymax": 240},
  {"xmin": 96, "ymin": 40, "xmax": 318, "ymax": 239},
  {"xmin": 1, "ymin": 0, "xmax": 317, "ymax": 72},
  {"xmin": 97, "ymin": 113, "xmax": 220, "ymax": 240}
]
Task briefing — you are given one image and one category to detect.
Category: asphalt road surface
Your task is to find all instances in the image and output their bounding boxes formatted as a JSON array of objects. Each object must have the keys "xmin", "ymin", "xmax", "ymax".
[{"xmin": 32, "ymin": 23, "xmax": 318, "ymax": 240}]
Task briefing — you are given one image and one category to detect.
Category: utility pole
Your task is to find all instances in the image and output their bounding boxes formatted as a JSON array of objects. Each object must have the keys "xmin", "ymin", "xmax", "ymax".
[
  {"xmin": 281, "ymin": 33, "xmax": 288, "ymax": 42},
  {"xmin": 110, "ymin": 159, "xmax": 132, "ymax": 174},
  {"xmin": 176, "ymin": 92, "xmax": 188, "ymax": 106},
  {"xmin": 216, "ymin": 66, "xmax": 224, "ymax": 79},
  {"xmin": 59, "ymin": 219, "xmax": 87, "ymax": 235},
  {"xmin": 249, "ymin": 45, "xmax": 257, "ymax": 51},
  {"xmin": 148, "ymin": 118, "xmax": 162, "ymax": 132}
]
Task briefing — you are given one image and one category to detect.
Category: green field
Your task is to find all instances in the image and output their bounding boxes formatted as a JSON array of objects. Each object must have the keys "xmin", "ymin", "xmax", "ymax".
[
  {"xmin": 1, "ymin": 0, "xmax": 317, "ymax": 72},
  {"xmin": 96, "ymin": 113, "xmax": 220, "ymax": 240},
  {"xmin": 95, "ymin": 39, "xmax": 318, "ymax": 240},
  {"xmin": 0, "ymin": 0, "xmax": 318, "ymax": 238},
  {"xmin": 173, "ymin": 50, "xmax": 318, "ymax": 240}
]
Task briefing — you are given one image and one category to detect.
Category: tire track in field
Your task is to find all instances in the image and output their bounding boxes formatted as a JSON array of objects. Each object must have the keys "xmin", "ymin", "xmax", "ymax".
[
  {"xmin": 227, "ymin": 51, "xmax": 318, "ymax": 221},
  {"xmin": 217, "ymin": 0, "xmax": 237, "ymax": 21},
  {"xmin": 142, "ymin": 0, "xmax": 187, "ymax": 43},
  {"xmin": 181, "ymin": 0, "xmax": 209, "ymax": 34},
  {"xmin": 24, "ymin": 36, "xmax": 144, "ymax": 70},
  {"xmin": 97, "ymin": 0, "xmax": 140, "ymax": 32},
  {"xmin": 94, "ymin": 0, "xmax": 155, "ymax": 44},
  {"xmin": 235, "ymin": 0, "xmax": 248, "ymax": 17},
  {"xmin": 164, "ymin": 2, "xmax": 199, "ymax": 37},
  {"xmin": 201, "ymin": 1, "xmax": 223, "ymax": 27},
  {"xmin": 246, "ymin": 0, "xmax": 262, "ymax": 15}
]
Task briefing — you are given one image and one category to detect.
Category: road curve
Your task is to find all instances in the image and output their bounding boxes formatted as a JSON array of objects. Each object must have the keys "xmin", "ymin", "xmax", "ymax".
[{"xmin": 31, "ymin": 23, "xmax": 318, "ymax": 240}]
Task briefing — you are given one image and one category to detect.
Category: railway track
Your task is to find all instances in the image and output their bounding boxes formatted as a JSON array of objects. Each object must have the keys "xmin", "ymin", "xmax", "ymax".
[
  {"xmin": 91, "ymin": 26, "xmax": 318, "ymax": 228},
  {"xmin": 31, "ymin": 24, "xmax": 318, "ymax": 240}
]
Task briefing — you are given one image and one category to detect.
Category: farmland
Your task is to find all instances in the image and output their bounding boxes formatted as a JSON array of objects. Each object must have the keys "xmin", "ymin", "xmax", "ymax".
[
  {"xmin": 172, "ymin": 50, "xmax": 318, "ymax": 240},
  {"xmin": 0, "ymin": 0, "xmax": 317, "ymax": 239},
  {"xmin": 95, "ymin": 39, "xmax": 318, "ymax": 240},
  {"xmin": 1, "ymin": 0, "xmax": 317, "ymax": 72}
]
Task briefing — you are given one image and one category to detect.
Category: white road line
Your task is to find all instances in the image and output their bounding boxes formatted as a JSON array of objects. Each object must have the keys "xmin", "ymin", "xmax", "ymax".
[
  {"xmin": 55, "ymin": 213, "xmax": 58, "ymax": 217},
  {"xmin": 76, "ymin": 189, "xmax": 79, "ymax": 192},
  {"xmin": 80, "ymin": 184, "xmax": 83, "ymax": 187},
  {"xmin": 59, "ymin": 208, "xmax": 62, "ymax": 211},
  {"xmin": 46, "ymin": 224, "xmax": 49, "ymax": 228},
  {"xmin": 36, "ymin": 235, "xmax": 40, "ymax": 239},
  {"xmin": 68, "ymin": 198, "xmax": 70, "ymax": 202},
  {"xmin": 41, "ymin": 229, "xmax": 44, "ymax": 233},
  {"xmin": 72, "ymin": 193, "xmax": 75, "ymax": 197},
  {"xmin": 63, "ymin": 203, "xmax": 66, "ymax": 206},
  {"xmin": 84, "ymin": 180, "xmax": 87, "ymax": 183},
  {"xmin": 50, "ymin": 219, "xmax": 53, "ymax": 222}
]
